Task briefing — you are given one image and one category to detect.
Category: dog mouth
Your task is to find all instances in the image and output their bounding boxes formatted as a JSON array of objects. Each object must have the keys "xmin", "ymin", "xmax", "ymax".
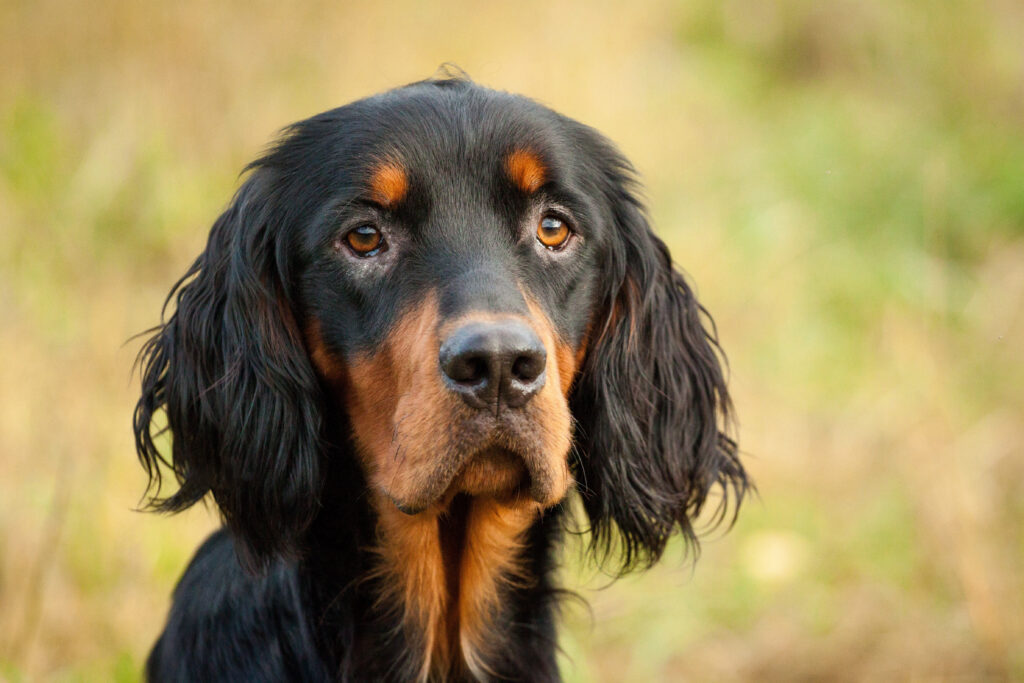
[
  {"xmin": 387, "ymin": 444, "xmax": 556, "ymax": 516},
  {"xmin": 374, "ymin": 397, "xmax": 575, "ymax": 516},
  {"xmin": 450, "ymin": 446, "xmax": 531, "ymax": 500}
]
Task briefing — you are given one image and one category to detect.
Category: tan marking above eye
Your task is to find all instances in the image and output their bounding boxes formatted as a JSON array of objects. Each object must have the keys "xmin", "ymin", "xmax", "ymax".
[
  {"xmin": 506, "ymin": 149, "xmax": 547, "ymax": 194},
  {"xmin": 346, "ymin": 225, "xmax": 384, "ymax": 255},
  {"xmin": 536, "ymin": 216, "xmax": 570, "ymax": 248},
  {"xmin": 368, "ymin": 160, "xmax": 409, "ymax": 207}
]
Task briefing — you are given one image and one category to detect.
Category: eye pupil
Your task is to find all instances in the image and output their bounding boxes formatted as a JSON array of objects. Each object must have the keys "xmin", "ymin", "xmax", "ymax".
[
  {"xmin": 537, "ymin": 216, "xmax": 570, "ymax": 248},
  {"xmin": 345, "ymin": 225, "xmax": 383, "ymax": 255}
]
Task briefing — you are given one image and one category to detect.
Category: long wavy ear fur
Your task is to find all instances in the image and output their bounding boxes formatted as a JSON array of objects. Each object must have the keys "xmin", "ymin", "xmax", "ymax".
[
  {"xmin": 133, "ymin": 171, "xmax": 323, "ymax": 572},
  {"xmin": 571, "ymin": 144, "xmax": 749, "ymax": 573}
]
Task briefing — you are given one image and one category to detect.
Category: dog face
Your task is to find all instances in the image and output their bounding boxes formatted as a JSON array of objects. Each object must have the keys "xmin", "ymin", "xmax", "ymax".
[
  {"xmin": 135, "ymin": 77, "xmax": 747, "ymax": 571},
  {"xmin": 296, "ymin": 87, "xmax": 615, "ymax": 514}
]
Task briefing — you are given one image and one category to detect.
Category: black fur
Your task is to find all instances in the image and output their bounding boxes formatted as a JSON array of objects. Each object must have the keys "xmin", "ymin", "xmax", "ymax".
[
  {"xmin": 568, "ymin": 143, "xmax": 746, "ymax": 570},
  {"xmin": 134, "ymin": 75, "xmax": 748, "ymax": 682},
  {"xmin": 134, "ymin": 174, "xmax": 323, "ymax": 570}
]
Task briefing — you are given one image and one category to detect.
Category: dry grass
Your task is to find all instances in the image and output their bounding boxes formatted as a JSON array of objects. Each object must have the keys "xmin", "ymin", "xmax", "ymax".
[{"xmin": 1, "ymin": 0, "xmax": 1022, "ymax": 680}]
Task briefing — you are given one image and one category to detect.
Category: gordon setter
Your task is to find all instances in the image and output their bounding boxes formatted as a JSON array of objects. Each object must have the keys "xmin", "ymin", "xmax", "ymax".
[{"xmin": 134, "ymin": 75, "xmax": 749, "ymax": 682}]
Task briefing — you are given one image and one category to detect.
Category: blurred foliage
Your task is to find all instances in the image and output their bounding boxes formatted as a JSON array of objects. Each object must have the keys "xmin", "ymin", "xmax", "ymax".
[{"xmin": 1, "ymin": 0, "xmax": 1022, "ymax": 680}]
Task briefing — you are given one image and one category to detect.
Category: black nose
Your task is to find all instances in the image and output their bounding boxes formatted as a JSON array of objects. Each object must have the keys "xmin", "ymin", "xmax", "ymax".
[{"xmin": 439, "ymin": 320, "xmax": 547, "ymax": 410}]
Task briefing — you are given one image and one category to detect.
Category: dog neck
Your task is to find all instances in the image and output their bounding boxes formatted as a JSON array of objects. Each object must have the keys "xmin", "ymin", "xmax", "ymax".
[
  {"xmin": 303, "ymin": 419, "xmax": 556, "ymax": 680},
  {"xmin": 369, "ymin": 491, "xmax": 540, "ymax": 681}
]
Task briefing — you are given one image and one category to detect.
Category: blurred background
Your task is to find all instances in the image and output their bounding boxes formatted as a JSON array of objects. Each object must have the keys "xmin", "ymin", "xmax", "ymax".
[{"xmin": 2, "ymin": 0, "xmax": 1022, "ymax": 680}]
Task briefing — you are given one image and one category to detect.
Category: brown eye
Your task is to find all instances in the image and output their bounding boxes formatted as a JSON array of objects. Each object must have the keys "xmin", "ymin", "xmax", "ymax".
[
  {"xmin": 345, "ymin": 225, "xmax": 384, "ymax": 255},
  {"xmin": 537, "ymin": 216, "xmax": 570, "ymax": 249}
]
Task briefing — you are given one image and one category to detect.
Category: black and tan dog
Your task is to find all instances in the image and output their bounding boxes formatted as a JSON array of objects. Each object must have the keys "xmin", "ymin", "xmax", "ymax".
[{"xmin": 134, "ymin": 75, "xmax": 749, "ymax": 682}]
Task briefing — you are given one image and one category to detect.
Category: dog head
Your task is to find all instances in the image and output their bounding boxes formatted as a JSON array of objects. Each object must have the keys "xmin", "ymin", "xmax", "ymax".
[{"xmin": 134, "ymin": 76, "xmax": 747, "ymax": 571}]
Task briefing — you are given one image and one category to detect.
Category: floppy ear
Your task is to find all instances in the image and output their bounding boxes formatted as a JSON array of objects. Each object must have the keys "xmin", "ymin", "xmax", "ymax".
[
  {"xmin": 133, "ymin": 171, "xmax": 323, "ymax": 572},
  {"xmin": 571, "ymin": 168, "xmax": 749, "ymax": 572}
]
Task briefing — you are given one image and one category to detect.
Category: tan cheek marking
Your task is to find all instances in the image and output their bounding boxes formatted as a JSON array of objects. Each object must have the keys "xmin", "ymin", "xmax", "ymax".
[
  {"xmin": 341, "ymin": 348, "xmax": 399, "ymax": 475},
  {"xmin": 369, "ymin": 160, "xmax": 409, "ymax": 207},
  {"xmin": 521, "ymin": 295, "xmax": 576, "ymax": 505},
  {"xmin": 386, "ymin": 376, "xmax": 456, "ymax": 506},
  {"xmin": 505, "ymin": 148, "xmax": 547, "ymax": 194},
  {"xmin": 304, "ymin": 318, "xmax": 347, "ymax": 383},
  {"xmin": 555, "ymin": 340, "xmax": 581, "ymax": 397},
  {"xmin": 574, "ymin": 331, "xmax": 589, "ymax": 375},
  {"xmin": 344, "ymin": 292, "xmax": 443, "ymax": 490},
  {"xmin": 522, "ymin": 296, "xmax": 584, "ymax": 398}
]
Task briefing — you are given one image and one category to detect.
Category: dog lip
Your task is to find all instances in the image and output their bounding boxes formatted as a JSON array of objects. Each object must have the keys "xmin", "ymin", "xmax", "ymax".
[
  {"xmin": 528, "ymin": 476, "xmax": 556, "ymax": 506},
  {"xmin": 383, "ymin": 422, "xmax": 567, "ymax": 513},
  {"xmin": 386, "ymin": 491, "xmax": 427, "ymax": 516},
  {"xmin": 447, "ymin": 446, "xmax": 530, "ymax": 497},
  {"xmin": 385, "ymin": 444, "xmax": 565, "ymax": 512}
]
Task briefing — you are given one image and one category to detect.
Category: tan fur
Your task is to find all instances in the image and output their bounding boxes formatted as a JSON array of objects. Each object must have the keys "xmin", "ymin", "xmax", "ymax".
[
  {"xmin": 456, "ymin": 497, "xmax": 539, "ymax": 679},
  {"xmin": 304, "ymin": 318, "xmax": 347, "ymax": 382},
  {"xmin": 368, "ymin": 493, "xmax": 539, "ymax": 681},
  {"xmin": 368, "ymin": 160, "xmax": 409, "ymax": 207},
  {"xmin": 505, "ymin": 148, "xmax": 547, "ymax": 194},
  {"xmin": 303, "ymin": 288, "xmax": 589, "ymax": 678},
  {"xmin": 342, "ymin": 292, "xmax": 460, "ymax": 509},
  {"xmin": 370, "ymin": 496, "xmax": 451, "ymax": 681},
  {"xmin": 523, "ymin": 295, "xmax": 580, "ymax": 501}
]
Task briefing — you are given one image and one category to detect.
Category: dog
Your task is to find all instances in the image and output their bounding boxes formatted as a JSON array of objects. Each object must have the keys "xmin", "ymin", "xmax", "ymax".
[{"xmin": 134, "ymin": 75, "xmax": 748, "ymax": 682}]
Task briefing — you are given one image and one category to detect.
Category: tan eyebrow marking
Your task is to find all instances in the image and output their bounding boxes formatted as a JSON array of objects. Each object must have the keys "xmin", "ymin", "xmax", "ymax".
[
  {"xmin": 368, "ymin": 160, "xmax": 409, "ymax": 207},
  {"xmin": 505, "ymin": 148, "xmax": 547, "ymax": 194}
]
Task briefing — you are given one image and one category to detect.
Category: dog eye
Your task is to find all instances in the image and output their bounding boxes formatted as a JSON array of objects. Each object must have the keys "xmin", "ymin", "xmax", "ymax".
[
  {"xmin": 536, "ymin": 216, "xmax": 571, "ymax": 249},
  {"xmin": 345, "ymin": 225, "xmax": 386, "ymax": 256}
]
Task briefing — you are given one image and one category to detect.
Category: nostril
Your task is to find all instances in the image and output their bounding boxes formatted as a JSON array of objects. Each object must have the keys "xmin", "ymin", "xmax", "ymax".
[
  {"xmin": 511, "ymin": 353, "xmax": 545, "ymax": 383},
  {"xmin": 446, "ymin": 354, "xmax": 487, "ymax": 385}
]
